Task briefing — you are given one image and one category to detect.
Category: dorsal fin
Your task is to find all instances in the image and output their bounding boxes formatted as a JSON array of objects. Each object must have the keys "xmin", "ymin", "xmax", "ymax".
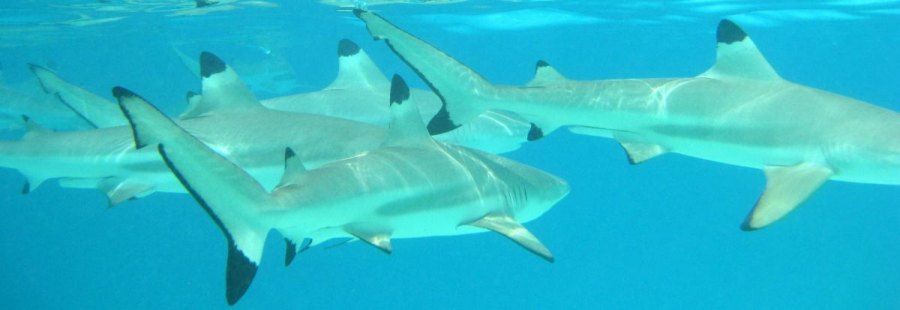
[
  {"xmin": 21, "ymin": 115, "xmax": 50, "ymax": 140},
  {"xmin": 700, "ymin": 19, "xmax": 780, "ymax": 80},
  {"xmin": 275, "ymin": 147, "xmax": 308, "ymax": 189},
  {"xmin": 326, "ymin": 39, "xmax": 390, "ymax": 90},
  {"xmin": 383, "ymin": 74, "xmax": 432, "ymax": 147},
  {"xmin": 180, "ymin": 52, "xmax": 263, "ymax": 118},
  {"xmin": 179, "ymin": 91, "xmax": 203, "ymax": 118},
  {"xmin": 526, "ymin": 60, "xmax": 568, "ymax": 87}
]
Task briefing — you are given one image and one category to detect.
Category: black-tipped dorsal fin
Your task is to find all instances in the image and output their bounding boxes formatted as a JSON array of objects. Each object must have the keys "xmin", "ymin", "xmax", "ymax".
[
  {"xmin": 181, "ymin": 52, "xmax": 263, "ymax": 118},
  {"xmin": 466, "ymin": 213, "xmax": 554, "ymax": 262},
  {"xmin": 700, "ymin": 19, "xmax": 780, "ymax": 80},
  {"xmin": 526, "ymin": 60, "xmax": 568, "ymax": 87},
  {"xmin": 179, "ymin": 91, "xmax": 203, "ymax": 119},
  {"xmin": 275, "ymin": 147, "xmax": 308, "ymax": 189},
  {"xmin": 21, "ymin": 115, "xmax": 50, "ymax": 139},
  {"xmin": 327, "ymin": 39, "xmax": 390, "ymax": 90},
  {"xmin": 383, "ymin": 74, "xmax": 433, "ymax": 147}
]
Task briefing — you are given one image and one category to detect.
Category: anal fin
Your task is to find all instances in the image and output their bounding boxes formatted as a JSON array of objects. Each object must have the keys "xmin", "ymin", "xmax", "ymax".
[
  {"xmin": 466, "ymin": 214, "xmax": 554, "ymax": 263},
  {"xmin": 345, "ymin": 226, "xmax": 392, "ymax": 254},
  {"xmin": 96, "ymin": 177, "xmax": 155, "ymax": 207},
  {"xmin": 619, "ymin": 142, "xmax": 667, "ymax": 165},
  {"xmin": 742, "ymin": 163, "xmax": 833, "ymax": 230}
]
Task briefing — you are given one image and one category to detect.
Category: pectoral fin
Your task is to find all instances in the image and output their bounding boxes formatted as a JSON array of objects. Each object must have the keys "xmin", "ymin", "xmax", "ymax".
[
  {"xmin": 467, "ymin": 214, "xmax": 554, "ymax": 262},
  {"xmin": 742, "ymin": 163, "xmax": 833, "ymax": 231}
]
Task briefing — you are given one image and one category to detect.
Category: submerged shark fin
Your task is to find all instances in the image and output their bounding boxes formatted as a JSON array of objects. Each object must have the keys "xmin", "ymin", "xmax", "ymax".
[
  {"xmin": 180, "ymin": 52, "xmax": 263, "ymax": 119},
  {"xmin": 742, "ymin": 163, "xmax": 833, "ymax": 230},
  {"xmin": 29, "ymin": 64, "xmax": 125, "ymax": 128},
  {"xmin": 327, "ymin": 39, "xmax": 390, "ymax": 90},
  {"xmin": 179, "ymin": 91, "xmax": 203, "ymax": 119},
  {"xmin": 275, "ymin": 147, "xmax": 308, "ymax": 189},
  {"xmin": 466, "ymin": 213, "xmax": 554, "ymax": 263},
  {"xmin": 172, "ymin": 46, "xmax": 202, "ymax": 78},
  {"xmin": 700, "ymin": 19, "xmax": 780, "ymax": 81},
  {"xmin": 619, "ymin": 141, "xmax": 668, "ymax": 165},
  {"xmin": 21, "ymin": 174, "xmax": 49, "ymax": 194},
  {"xmin": 284, "ymin": 238, "xmax": 298, "ymax": 266},
  {"xmin": 527, "ymin": 60, "xmax": 568, "ymax": 87},
  {"xmin": 21, "ymin": 115, "xmax": 50, "ymax": 139},
  {"xmin": 345, "ymin": 226, "xmax": 393, "ymax": 254},
  {"xmin": 114, "ymin": 86, "xmax": 272, "ymax": 305},
  {"xmin": 354, "ymin": 10, "xmax": 493, "ymax": 136},
  {"xmin": 383, "ymin": 74, "xmax": 432, "ymax": 147},
  {"xmin": 96, "ymin": 177, "xmax": 155, "ymax": 207}
]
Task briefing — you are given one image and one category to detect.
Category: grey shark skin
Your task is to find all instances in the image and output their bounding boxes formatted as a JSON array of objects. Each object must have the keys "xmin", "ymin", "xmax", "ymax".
[
  {"xmin": 116, "ymin": 74, "xmax": 569, "ymax": 305},
  {"xmin": 355, "ymin": 10, "xmax": 900, "ymax": 230},
  {"xmin": 0, "ymin": 52, "xmax": 386, "ymax": 204}
]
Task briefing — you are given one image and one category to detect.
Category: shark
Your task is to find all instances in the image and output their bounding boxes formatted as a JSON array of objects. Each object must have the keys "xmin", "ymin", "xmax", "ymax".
[
  {"xmin": 0, "ymin": 81, "xmax": 92, "ymax": 131},
  {"xmin": 34, "ymin": 39, "xmax": 535, "ymax": 153},
  {"xmin": 0, "ymin": 52, "xmax": 388, "ymax": 205},
  {"xmin": 114, "ymin": 73, "xmax": 569, "ymax": 305},
  {"xmin": 354, "ymin": 10, "xmax": 900, "ymax": 230}
]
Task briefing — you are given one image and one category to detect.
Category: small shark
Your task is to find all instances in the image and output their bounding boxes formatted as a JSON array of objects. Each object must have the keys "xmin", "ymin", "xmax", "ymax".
[
  {"xmin": 115, "ymin": 73, "xmax": 569, "ymax": 305},
  {"xmin": 0, "ymin": 52, "xmax": 386, "ymax": 205},
  {"xmin": 0, "ymin": 80, "xmax": 93, "ymax": 131},
  {"xmin": 355, "ymin": 10, "xmax": 900, "ymax": 230}
]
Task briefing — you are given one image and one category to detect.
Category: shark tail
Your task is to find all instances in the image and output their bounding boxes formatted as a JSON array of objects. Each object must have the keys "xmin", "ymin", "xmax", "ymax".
[
  {"xmin": 354, "ymin": 10, "xmax": 497, "ymax": 136},
  {"xmin": 114, "ymin": 84, "xmax": 272, "ymax": 305}
]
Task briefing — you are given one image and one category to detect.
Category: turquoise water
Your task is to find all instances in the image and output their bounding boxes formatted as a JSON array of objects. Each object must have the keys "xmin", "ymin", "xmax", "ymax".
[{"xmin": 1, "ymin": 1, "xmax": 899, "ymax": 308}]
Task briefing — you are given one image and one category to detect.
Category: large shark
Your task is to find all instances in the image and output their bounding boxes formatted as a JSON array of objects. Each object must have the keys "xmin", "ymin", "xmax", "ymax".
[
  {"xmin": 115, "ymin": 74, "xmax": 569, "ymax": 305},
  {"xmin": 355, "ymin": 10, "xmax": 900, "ymax": 230},
  {"xmin": 0, "ymin": 52, "xmax": 387, "ymax": 204},
  {"xmin": 36, "ymin": 39, "xmax": 534, "ymax": 153}
]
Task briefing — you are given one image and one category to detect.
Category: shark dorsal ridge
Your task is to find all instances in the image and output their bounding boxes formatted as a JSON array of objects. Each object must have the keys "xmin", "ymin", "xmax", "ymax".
[
  {"xmin": 326, "ymin": 39, "xmax": 390, "ymax": 90},
  {"xmin": 527, "ymin": 60, "xmax": 568, "ymax": 87},
  {"xmin": 700, "ymin": 19, "xmax": 780, "ymax": 81},
  {"xmin": 180, "ymin": 52, "xmax": 264, "ymax": 119}
]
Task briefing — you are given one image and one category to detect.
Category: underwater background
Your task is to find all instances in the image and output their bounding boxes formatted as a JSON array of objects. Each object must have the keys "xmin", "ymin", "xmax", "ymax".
[{"xmin": 1, "ymin": 1, "xmax": 899, "ymax": 308}]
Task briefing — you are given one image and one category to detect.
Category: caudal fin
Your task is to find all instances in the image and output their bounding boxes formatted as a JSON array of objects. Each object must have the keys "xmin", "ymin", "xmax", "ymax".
[
  {"xmin": 114, "ymin": 80, "xmax": 272, "ymax": 305},
  {"xmin": 354, "ymin": 9, "xmax": 494, "ymax": 135}
]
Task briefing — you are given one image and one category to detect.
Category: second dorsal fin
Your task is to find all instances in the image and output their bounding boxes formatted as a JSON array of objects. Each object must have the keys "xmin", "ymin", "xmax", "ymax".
[{"xmin": 181, "ymin": 52, "xmax": 263, "ymax": 118}]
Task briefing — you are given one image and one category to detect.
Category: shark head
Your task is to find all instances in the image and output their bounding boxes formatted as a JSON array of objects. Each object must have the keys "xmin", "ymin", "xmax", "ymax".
[{"xmin": 468, "ymin": 150, "xmax": 569, "ymax": 223}]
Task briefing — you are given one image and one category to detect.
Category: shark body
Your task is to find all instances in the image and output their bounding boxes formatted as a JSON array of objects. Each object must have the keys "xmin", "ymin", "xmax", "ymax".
[
  {"xmin": 116, "ymin": 74, "xmax": 568, "ymax": 304},
  {"xmin": 0, "ymin": 52, "xmax": 386, "ymax": 204},
  {"xmin": 355, "ymin": 10, "xmax": 900, "ymax": 229}
]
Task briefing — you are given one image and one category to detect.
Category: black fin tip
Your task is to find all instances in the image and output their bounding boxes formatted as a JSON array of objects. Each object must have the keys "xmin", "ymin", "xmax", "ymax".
[
  {"xmin": 389, "ymin": 74, "xmax": 410, "ymax": 105},
  {"xmin": 200, "ymin": 52, "xmax": 227, "ymax": 78},
  {"xmin": 527, "ymin": 123, "xmax": 544, "ymax": 141},
  {"xmin": 338, "ymin": 39, "xmax": 361, "ymax": 57},
  {"xmin": 226, "ymin": 242, "xmax": 259, "ymax": 305},
  {"xmin": 717, "ymin": 19, "xmax": 747, "ymax": 44}
]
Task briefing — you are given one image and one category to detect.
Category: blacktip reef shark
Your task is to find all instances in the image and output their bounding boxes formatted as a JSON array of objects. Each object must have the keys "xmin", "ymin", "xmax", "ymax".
[
  {"xmin": 0, "ymin": 52, "xmax": 387, "ymax": 205},
  {"xmin": 355, "ymin": 10, "xmax": 900, "ymax": 230},
  {"xmin": 36, "ymin": 39, "xmax": 534, "ymax": 153},
  {"xmin": 115, "ymin": 74, "xmax": 569, "ymax": 305}
]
